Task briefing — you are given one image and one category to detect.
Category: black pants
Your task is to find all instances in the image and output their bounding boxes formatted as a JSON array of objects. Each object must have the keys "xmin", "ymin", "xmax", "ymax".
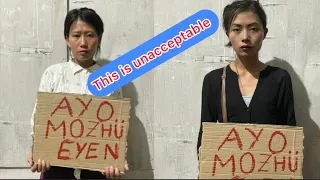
[{"xmin": 41, "ymin": 166, "xmax": 107, "ymax": 179}]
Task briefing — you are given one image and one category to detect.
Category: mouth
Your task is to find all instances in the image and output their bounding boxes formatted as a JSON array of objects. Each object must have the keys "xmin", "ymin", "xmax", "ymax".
[
  {"xmin": 240, "ymin": 45, "xmax": 252, "ymax": 51},
  {"xmin": 79, "ymin": 50, "xmax": 89, "ymax": 55}
]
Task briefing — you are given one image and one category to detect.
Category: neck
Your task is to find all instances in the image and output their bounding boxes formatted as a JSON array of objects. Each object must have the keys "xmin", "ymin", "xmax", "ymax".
[
  {"xmin": 73, "ymin": 58, "xmax": 96, "ymax": 68},
  {"xmin": 235, "ymin": 55, "xmax": 261, "ymax": 73}
]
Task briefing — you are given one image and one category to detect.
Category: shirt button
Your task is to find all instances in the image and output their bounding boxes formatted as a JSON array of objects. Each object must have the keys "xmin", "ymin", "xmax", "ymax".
[{"xmin": 246, "ymin": 108, "xmax": 250, "ymax": 111}]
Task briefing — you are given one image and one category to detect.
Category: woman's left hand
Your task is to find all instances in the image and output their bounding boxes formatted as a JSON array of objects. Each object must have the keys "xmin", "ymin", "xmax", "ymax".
[{"xmin": 101, "ymin": 162, "xmax": 129, "ymax": 179}]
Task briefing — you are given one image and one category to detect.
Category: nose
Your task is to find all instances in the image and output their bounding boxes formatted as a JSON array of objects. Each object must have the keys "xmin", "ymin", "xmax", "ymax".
[
  {"xmin": 241, "ymin": 30, "xmax": 250, "ymax": 42},
  {"xmin": 80, "ymin": 36, "xmax": 87, "ymax": 47}
]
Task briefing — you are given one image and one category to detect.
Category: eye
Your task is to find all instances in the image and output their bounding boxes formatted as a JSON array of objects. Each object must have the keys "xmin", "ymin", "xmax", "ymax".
[
  {"xmin": 232, "ymin": 28, "xmax": 240, "ymax": 32},
  {"xmin": 251, "ymin": 27, "xmax": 259, "ymax": 31},
  {"xmin": 72, "ymin": 34, "xmax": 80, "ymax": 38}
]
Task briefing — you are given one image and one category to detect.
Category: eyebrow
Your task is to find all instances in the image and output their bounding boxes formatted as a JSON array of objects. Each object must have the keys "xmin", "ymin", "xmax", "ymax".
[
  {"xmin": 231, "ymin": 22, "xmax": 260, "ymax": 27},
  {"xmin": 71, "ymin": 30, "xmax": 95, "ymax": 33}
]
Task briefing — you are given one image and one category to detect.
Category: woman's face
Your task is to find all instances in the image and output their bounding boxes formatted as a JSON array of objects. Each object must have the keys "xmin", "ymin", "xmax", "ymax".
[
  {"xmin": 66, "ymin": 18, "xmax": 101, "ymax": 63},
  {"xmin": 228, "ymin": 11, "xmax": 267, "ymax": 58}
]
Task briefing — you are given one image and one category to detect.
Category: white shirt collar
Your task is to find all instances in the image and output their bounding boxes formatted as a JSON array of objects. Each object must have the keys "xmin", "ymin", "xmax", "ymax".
[{"xmin": 68, "ymin": 59, "xmax": 101, "ymax": 75}]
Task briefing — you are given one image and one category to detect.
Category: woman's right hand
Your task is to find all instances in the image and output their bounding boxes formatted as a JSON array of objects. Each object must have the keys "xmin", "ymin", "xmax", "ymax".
[{"xmin": 27, "ymin": 152, "xmax": 51, "ymax": 173}]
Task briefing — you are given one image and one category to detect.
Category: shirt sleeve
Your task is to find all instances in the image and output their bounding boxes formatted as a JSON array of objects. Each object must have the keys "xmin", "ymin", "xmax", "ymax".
[
  {"xmin": 281, "ymin": 71, "xmax": 296, "ymax": 126},
  {"xmin": 197, "ymin": 72, "xmax": 219, "ymax": 155},
  {"xmin": 30, "ymin": 68, "xmax": 54, "ymax": 141}
]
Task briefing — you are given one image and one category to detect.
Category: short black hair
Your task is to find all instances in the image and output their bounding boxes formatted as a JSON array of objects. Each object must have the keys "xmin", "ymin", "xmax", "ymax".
[
  {"xmin": 64, "ymin": 7, "xmax": 104, "ymax": 55},
  {"xmin": 223, "ymin": 0, "xmax": 267, "ymax": 47}
]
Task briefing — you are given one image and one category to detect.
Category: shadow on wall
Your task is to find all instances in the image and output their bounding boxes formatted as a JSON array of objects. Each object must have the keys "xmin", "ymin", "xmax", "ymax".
[
  {"xmin": 96, "ymin": 59, "xmax": 154, "ymax": 179},
  {"xmin": 266, "ymin": 57, "xmax": 320, "ymax": 179}
]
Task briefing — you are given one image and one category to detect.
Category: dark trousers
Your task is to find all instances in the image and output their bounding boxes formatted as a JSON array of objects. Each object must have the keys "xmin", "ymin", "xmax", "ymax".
[{"xmin": 40, "ymin": 166, "xmax": 107, "ymax": 179}]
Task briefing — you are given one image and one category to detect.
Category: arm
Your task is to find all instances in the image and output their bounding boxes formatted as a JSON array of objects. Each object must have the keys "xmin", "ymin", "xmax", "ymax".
[
  {"xmin": 30, "ymin": 69, "xmax": 54, "ymax": 150},
  {"xmin": 281, "ymin": 71, "xmax": 296, "ymax": 126},
  {"xmin": 197, "ymin": 73, "xmax": 218, "ymax": 155},
  {"xmin": 28, "ymin": 68, "xmax": 54, "ymax": 171}
]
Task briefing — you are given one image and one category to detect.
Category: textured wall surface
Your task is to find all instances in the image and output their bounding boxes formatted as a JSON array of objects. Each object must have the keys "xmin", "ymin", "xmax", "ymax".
[
  {"xmin": 0, "ymin": 0, "xmax": 319, "ymax": 179},
  {"xmin": 0, "ymin": 0, "xmax": 67, "ymax": 178}
]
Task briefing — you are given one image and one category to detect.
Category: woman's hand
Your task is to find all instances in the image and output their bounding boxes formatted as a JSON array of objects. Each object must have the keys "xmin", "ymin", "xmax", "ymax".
[
  {"xmin": 27, "ymin": 152, "xmax": 51, "ymax": 173},
  {"xmin": 101, "ymin": 163, "xmax": 129, "ymax": 179}
]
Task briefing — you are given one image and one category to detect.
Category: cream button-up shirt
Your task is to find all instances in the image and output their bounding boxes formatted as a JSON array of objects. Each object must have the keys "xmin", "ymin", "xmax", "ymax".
[{"xmin": 30, "ymin": 60, "xmax": 122, "ymax": 179}]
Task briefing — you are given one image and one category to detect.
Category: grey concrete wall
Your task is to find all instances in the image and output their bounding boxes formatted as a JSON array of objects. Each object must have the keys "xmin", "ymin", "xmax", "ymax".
[
  {"xmin": 1, "ymin": 0, "xmax": 320, "ymax": 179},
  {"xmin": 0, "ymin": 0, "xmax": 67, "ymax": 178}
]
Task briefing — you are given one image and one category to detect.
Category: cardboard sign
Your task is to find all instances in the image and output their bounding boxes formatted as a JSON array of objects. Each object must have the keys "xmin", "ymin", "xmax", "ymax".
[
  {"xmin": 32, "ymin": 92, "xmax": 130, "ymax": 172},
  {"xmin": 198, "ymin": 123, "xmax": 304, "ymax": 179}
]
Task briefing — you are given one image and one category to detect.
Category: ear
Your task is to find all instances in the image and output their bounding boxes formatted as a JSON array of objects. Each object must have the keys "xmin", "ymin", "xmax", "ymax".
[
  {"xmin": 65, "ymin": 37, "xmax": 71, "ymax": 48},
  {"xmin": 98, "ymin": 37, "xmax": 102, "ymax": 46},
  {"xmin": 264, "ymin": 28, "xmax": 268, "ymax": 39}
]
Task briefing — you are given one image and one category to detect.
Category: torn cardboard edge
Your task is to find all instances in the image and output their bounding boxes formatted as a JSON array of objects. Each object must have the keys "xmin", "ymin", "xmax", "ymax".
[
  {"xmin": 35, "ymin": 91, "xmax": 131, "ymax": 101},
  {"xmin": 201, "ymin": 122, "xmax": 304, "ymax": 130}
]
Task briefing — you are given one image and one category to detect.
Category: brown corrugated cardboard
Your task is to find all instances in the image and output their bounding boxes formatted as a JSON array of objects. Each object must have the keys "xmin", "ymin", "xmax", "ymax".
[
  {"xmin": 198, "ymin": 122, "xmax": 304, "ymax": 179},
  {"xmin": 32, "ymin": 92, "xmax": 130, "ymax": 173}
]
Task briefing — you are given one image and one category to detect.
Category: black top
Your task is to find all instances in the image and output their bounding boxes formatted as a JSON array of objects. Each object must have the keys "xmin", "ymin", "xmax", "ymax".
[{"xmin": 197, "ymin": 64, "xmax": 296, "ymax": 151}]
